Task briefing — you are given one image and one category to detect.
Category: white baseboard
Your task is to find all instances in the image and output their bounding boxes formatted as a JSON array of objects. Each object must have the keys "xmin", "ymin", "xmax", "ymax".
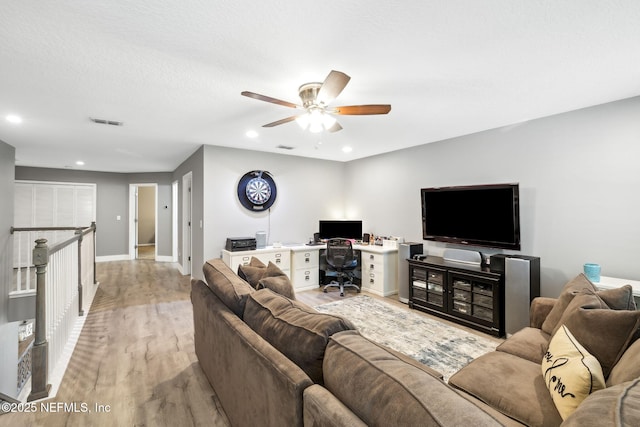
[
  {"xmin": 96, "ymin": 254, "xmax": 130, "ymax": 262},
  {"xmin": 155, "ymin": 255, "xmax": 174, "ymax": 263}
]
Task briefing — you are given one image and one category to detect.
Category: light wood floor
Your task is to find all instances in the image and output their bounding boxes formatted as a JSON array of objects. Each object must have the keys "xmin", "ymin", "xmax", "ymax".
[
  {"xmin": 2, "ymin": 261, "xmax": 502, "ymax": 426},
  {"xmin": 137, "ymin": 245, "xmax": 155, "ymax": 260},
  {"xmin": 3, "ymin": 261, "xmax": 230, "ymax": 427}
]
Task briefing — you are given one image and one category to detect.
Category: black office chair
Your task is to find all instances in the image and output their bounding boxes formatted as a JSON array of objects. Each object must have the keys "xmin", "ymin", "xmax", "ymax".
[{"xmin": 323, "ymin": 238, "xmax": 360, "ymax": 297}]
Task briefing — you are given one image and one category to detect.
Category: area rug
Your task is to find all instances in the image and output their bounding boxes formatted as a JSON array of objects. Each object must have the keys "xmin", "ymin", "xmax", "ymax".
[{"xmin": 315, "ymin": 295, "xmax": 499, "ymax": 381}]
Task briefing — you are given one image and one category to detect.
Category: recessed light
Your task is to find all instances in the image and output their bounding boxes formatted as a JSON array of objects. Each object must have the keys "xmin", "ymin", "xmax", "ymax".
[
  {"xmin": 342, "ymin": 146, "xmax": 353, "ymax": 153},
  {"xmin": 76, "ymin": 160, "xmax": 85, "ymax": 166},
  {"xmin": 246, "ymin": 130, "xmax": 259, "ymax": 138},
  {"xmin": 6, "ymin": 114, "xmax": 22, "ymax": 124}
]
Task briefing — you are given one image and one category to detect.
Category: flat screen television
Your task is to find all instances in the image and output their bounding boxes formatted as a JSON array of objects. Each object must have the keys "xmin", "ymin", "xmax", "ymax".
[
  {"xmin": 318, "ymin": 220, "xmax": 363, "ymax": 240},
  {"xmin": 421, "ymin": 183, "xmax": 521, "ymax": 250}
]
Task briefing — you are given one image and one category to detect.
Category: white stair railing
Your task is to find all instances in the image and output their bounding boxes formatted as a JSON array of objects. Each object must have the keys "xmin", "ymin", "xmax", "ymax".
[{"xmin": 9, "ymin": 223, "xmax": 97, "ymax": 401}]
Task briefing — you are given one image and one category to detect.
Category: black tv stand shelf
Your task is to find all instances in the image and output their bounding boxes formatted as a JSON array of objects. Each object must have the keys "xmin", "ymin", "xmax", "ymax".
[{"xmin": 408, "ymin": 256, "xmax": 505, "ymax": 337}]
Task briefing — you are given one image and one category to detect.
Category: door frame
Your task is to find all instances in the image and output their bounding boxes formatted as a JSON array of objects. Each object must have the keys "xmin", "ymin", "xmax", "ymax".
[
  {"xmin": 129, "ymin": 183, "xmax": 158, "ymax": 260},
  {"xmin": 182, "ymin": 172, "xmax": 193, "ymax": 275},
  {"xmin": 172, "ymin": 180, "xmax": 178, "ymax": 263}
]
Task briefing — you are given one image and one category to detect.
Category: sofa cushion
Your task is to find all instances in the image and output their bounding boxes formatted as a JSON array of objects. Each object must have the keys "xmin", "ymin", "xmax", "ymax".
[
  {"xmin": 203, "ymin": 258, "xmax": 254, "ymax": 318},
  {"xmin": 562, "ymin": 378, "xmax": 640, "ymax": 427},
  {"xmin": 237, "ymin": 256, "xmax": 267, "ymax": 287},
  {"xmin": 541, "ymin": 325, "xmax": 605, "ymax": 420},
  {"xmin": 497, "ymin": 326, "xmax": 551, "ymax": 363},
  {"xmin": 449, "ymin": 351, "xmax": 563, "ymax": 426},
  {"xmin": 303, "ymin": 384, "xmax": 368, "ymax": 427},
  {"xmin": 554, "ymin": 290, "xmax": 640, "ymax": 377},
  {"xmin": 606, "ymin": 336, "xmax": 640, "ymax": 387},
  {"xmin": 323, "ymin": 330, "xmax": 506, "ymax": 427},
  {"xmin": 541, "ymin": 274, "xmax": 597, "ymax": 335},
  {"xmin": 243, "ymin": 288, "xmax": 354, "ymax": 384}
]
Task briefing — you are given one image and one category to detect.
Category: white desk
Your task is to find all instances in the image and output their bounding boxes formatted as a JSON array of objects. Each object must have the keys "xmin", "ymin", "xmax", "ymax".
[
  {"xmin": 596, "ymin": 276, "xmax": 640, "ymax": 299},
  {"xmin": 354, "ymin": 244, "xmax": 399, "ymax": 297},
  {"xmin": 221, "ymin": 243, "xmax": 399, "ymax": 295}
]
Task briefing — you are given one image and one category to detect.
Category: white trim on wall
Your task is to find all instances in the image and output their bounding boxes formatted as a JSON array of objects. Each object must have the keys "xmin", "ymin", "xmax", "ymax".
[{"xmin": 96, "ymin": 255, "xmax": 131, "ymax": 263}]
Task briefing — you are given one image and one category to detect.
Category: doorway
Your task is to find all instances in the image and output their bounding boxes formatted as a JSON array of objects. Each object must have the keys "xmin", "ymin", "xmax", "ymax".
[{"xmin": 129, "ymin": 184, "xmax": 157, "ymax": 260}]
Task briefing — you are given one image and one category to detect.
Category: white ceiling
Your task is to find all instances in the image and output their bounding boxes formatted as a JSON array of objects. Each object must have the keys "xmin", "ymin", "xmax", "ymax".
[{"xmin": 1, "ymin": 1, "xmax": 640, "ymax": 173}]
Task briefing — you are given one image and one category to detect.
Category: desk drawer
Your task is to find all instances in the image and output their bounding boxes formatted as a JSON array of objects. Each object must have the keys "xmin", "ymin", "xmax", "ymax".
[
  {"xmin": 293, "ymin": 268, "xmax": 318, "ymax": 288},
  {"xmin": 363, "ymin": 271, "xmax": 383, "ymax": 292},
  {"xmin": 292, "ymin": 250, "xmax": 319, "ymax": 268},
  {"xmin": 262, "ymin": 251, "xmax": 290, "ymax": 270}
]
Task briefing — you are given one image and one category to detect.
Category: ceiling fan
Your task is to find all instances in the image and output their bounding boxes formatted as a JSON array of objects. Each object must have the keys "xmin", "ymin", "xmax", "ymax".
[{"xmin": 241, "ymin": 70, "xmax": 391, "ymax": 133}]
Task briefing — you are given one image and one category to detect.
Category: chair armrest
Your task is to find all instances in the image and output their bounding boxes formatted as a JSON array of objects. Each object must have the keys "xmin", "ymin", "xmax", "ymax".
[{"xmin": 529, "ymin": 297, "xmax": 557, "ymax": 329}]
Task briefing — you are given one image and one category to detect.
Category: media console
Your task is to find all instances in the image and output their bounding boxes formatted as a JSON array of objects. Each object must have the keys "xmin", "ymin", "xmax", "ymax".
[{"xmin": 408, "ymin": 256, "xmax": 505, "ymax": 337}]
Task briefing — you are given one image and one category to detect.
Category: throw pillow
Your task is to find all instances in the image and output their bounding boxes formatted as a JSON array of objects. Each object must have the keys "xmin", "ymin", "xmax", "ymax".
[
  {"xmin": 237, "ymin": 257, "xmax": 267, "ymax": 287},
  {"xmin": 597, "ymin": 284, "xmax": 636, "ymax": 311},
  {"xmin": 606, "ymin": 337, "xmax": 640, "ymax": 387},
  {"xmin": 541, "ymin": 324, "xmax": 606, "ymax": 420},
  {"xmin": 541, "ymin": 274, "xmax": 597, "ymax": 335},
  {"xmin": 553, "ymin": 290, "xmax": 640, "ymax": 377},
  {"xmin": 203, "ymin": 258, "xmax": 254, "ymax": 318},
  {"xmin": 257, "ymin": 275, "xmax": 296, "ymax": 299}
]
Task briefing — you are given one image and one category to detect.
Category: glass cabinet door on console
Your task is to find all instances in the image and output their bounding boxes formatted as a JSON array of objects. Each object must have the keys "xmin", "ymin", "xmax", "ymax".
[
  {"xmin": 407, "ymin": 257, "xmax": 505, "ymax": 337},
  {"xmin": 449, "ymin": 272, "xmax": 500, "ymax": 328},
  {"xmin": 409, "ymin": 264, "xmax": 447, "ymax": 312}
]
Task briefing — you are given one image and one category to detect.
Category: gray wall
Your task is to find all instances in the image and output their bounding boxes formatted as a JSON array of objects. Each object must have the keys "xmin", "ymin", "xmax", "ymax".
[
  {"xmin": 345, "ymin": 96, "xmax": 640, "ymax": 297},
  {"xmin": 185, "ymin": 145, "xmax": 345, "ymax": 281},
  {"xmin": 172, "ymin": 146, "xmax": 204, "ymax": 274},
  {"xmin": 0, "ymin": 139, "xmax": 18, "ymax": 397},
  {"xmin": 14, "ymin": 168, "xmax": 173, "ymax": 258}
]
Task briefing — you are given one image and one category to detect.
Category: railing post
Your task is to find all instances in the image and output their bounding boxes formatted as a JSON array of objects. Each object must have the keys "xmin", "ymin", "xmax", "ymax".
[
  {"xmin": 76, "ymin": 229, "xmax": 84, "ymax": 316},
  {"xmin": 28, "ymin": 238, "xmax": 51, "ymax": 401}
]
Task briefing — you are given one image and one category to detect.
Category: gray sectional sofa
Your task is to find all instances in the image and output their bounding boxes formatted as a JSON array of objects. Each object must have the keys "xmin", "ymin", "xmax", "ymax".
[{"xmin": 192, "ymin": 258, "xmax": 640, "ymax": 426}]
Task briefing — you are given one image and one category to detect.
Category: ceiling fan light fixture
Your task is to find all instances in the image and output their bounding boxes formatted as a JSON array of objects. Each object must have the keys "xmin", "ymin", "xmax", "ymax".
[
  {"xmin": 309, "ymin": 120, "xmax": 324, "ymax": 133},
  {"xmin": 322, "ymin": 113, "xmax": 336, "ymax": 129},
  {"xmin": 295, "ymin": 113, "xmax": 310, "ymax": 130}
]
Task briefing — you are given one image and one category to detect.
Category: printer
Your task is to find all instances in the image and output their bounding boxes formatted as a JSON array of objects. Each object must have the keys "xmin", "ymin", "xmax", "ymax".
[{"xmin": 225, "ymin": 237, "xmax": 257, "ymax": 252}]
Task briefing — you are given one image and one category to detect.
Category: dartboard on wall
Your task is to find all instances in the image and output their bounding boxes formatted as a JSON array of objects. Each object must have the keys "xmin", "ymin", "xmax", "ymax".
[{"xmin": 237, "ymin": 170, "xmax": 277, "ymax": 211}]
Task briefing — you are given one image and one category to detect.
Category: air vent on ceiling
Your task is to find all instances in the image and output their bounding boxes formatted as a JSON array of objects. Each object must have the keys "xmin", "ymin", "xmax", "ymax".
[
  {"xmin": 90, "ymin": 117, "xmax": 123, "ymax": 126},
  {"xmin": 276, "ymin": 145, "xmax": 295, "ymax": 150}
]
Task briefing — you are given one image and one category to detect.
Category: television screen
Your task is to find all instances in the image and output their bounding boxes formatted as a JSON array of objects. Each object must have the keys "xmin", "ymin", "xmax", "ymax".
[
  {"xmin": 318, "ymin": 220, "xmax": 363, "ymax": 240},
  {"xmin": 421, "ymin": 184, "xmax": 520, "ymax": 250}
]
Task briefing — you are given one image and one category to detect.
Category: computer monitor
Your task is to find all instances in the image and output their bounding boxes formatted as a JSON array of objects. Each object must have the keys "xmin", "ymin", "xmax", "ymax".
[{"xmin": 318, "ymin": 220, "xmax": 363, "ymax": 240}]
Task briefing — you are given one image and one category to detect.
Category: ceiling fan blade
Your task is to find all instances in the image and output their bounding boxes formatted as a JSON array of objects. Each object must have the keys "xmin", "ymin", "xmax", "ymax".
[
  {"xmin": 262, "ymin": 115, "xmax": 299, "ymax": 128},
  {"xmin": 333, "ymin": 105, "xmax": 392, "ymax": 115},
  {"xmin": 241, "ymin": 91, "xmax": 300, "ymax": 109},
  {"xmin": 317, "ymin": 70, "xmax": 351, "ymax": 105},
  {"xmin": 327, "ymin": 121, "xmax": 343, "ymax": 133}
]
